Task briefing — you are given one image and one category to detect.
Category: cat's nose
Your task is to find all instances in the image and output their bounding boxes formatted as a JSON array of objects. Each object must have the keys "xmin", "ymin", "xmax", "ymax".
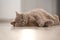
[{"xmin": 11, "ymin": 21, "xmax": 16, "ymax": 26}]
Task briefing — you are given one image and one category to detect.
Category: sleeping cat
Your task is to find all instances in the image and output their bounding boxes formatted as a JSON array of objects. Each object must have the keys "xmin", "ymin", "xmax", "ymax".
[
  {"xmin": 11, "ymin": 12, "xmax": 38, "ymax": 27},
  {"xmin": 11, "ymin": 9, "xmax": 59, "ymax": 27}
]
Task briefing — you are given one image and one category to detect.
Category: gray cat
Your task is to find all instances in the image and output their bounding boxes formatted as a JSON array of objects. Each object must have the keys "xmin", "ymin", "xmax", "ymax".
[{"xmin": 11, "ymin": 9, "xmax": 59, "ymax": 27}]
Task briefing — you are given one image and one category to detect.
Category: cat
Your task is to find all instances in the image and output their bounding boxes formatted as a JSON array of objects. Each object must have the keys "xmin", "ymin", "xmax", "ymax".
[
  {"xmin": 11, "ymin": 12, "xmax": 38, "ymax": 27},
  {"xmin": 11, "ymin": 9, "xmax": 59, "ymax": 27}
]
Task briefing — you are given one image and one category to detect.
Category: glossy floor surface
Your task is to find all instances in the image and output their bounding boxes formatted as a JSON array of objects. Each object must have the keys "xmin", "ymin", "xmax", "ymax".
[{"xmin": 0, "ymin": 22, "xmax": 60, "ymax": 40}]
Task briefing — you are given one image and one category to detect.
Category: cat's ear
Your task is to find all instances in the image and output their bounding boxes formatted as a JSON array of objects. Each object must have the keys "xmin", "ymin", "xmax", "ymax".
[{"xmin": 16, "ymin": 11, "xmax": 20, "ymax": 16}]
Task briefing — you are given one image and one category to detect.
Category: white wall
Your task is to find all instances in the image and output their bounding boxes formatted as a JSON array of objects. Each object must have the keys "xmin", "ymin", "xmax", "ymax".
[
  {"xmin": 37, "ymin": 0, "xmax": 52, "ymax": 13},
  {"xmin": 0, "ymin": 0, "xmax": 57, "ymax": 20},
  {"xmin": 21, "ymin": 0, "xmax": 57, "ymax": 14},
  {"xmin": 0, "ymin": 0, "xmax": 21, "ymax": 20},
  {"xmin": 21, "ymin": 0, "xmax": 37, "ymax": 12},
  {"xmin": 52, "ymin": 0, "xmax": 57, "ymax": 14}
]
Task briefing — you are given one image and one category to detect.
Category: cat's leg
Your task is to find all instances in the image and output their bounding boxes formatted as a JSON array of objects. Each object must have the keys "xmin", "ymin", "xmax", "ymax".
[
  {"xmin": 39, "ymin": 9, "xmax": 59, "ymax": 25},
  {"xmin": 22, "ymin": 14, "xmax": 28, "ymax": 25},
  {"xmin": 39, "ymin": 9, "xmax": 55, "ymax": 20},
  {"xmin": 27, "ymin": 14, "xmax": 38, "ymax": 26},
  {"xmin": 37, "ymin": 19, "xmax": 45, "ymax": 27},
  {"xmin": 44, "ymin": 19, "xmax": 54, "ymax": 27},
  {"xmin": 32, "ymin": 14, "xmax": 45, "ymax": 27},
  {"xmin": 53, "ymin": 14, "xmax": 60, "ymax": 25}
]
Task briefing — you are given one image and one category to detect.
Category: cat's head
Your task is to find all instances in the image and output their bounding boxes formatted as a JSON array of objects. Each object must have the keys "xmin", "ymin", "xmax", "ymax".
[{"xmin": 11, "ymin": 12, "xmax": 28, "ymax": 27}]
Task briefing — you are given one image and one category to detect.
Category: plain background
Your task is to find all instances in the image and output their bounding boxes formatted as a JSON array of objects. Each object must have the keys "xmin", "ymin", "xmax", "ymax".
[{"xmin": 0, "ymin": 0, "xmax": 57, "ymax": 20}]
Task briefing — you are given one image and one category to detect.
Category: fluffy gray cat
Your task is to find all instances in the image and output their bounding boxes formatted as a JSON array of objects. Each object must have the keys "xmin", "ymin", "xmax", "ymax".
[{"xmin": 11, "ymin": 9, "xmax": 59, "ymax": 27}]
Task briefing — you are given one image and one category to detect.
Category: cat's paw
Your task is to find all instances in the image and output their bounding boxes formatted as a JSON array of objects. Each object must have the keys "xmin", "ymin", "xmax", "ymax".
[{"xmin": 44, "ymin": 20, "xmax": 54, "ymax": 27}]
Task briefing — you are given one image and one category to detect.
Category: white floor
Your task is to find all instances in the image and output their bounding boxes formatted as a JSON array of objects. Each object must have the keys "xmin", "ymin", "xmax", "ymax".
[{"xmin": 0, "ymin": 23, "xmax": 60, "ymax": 40}]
